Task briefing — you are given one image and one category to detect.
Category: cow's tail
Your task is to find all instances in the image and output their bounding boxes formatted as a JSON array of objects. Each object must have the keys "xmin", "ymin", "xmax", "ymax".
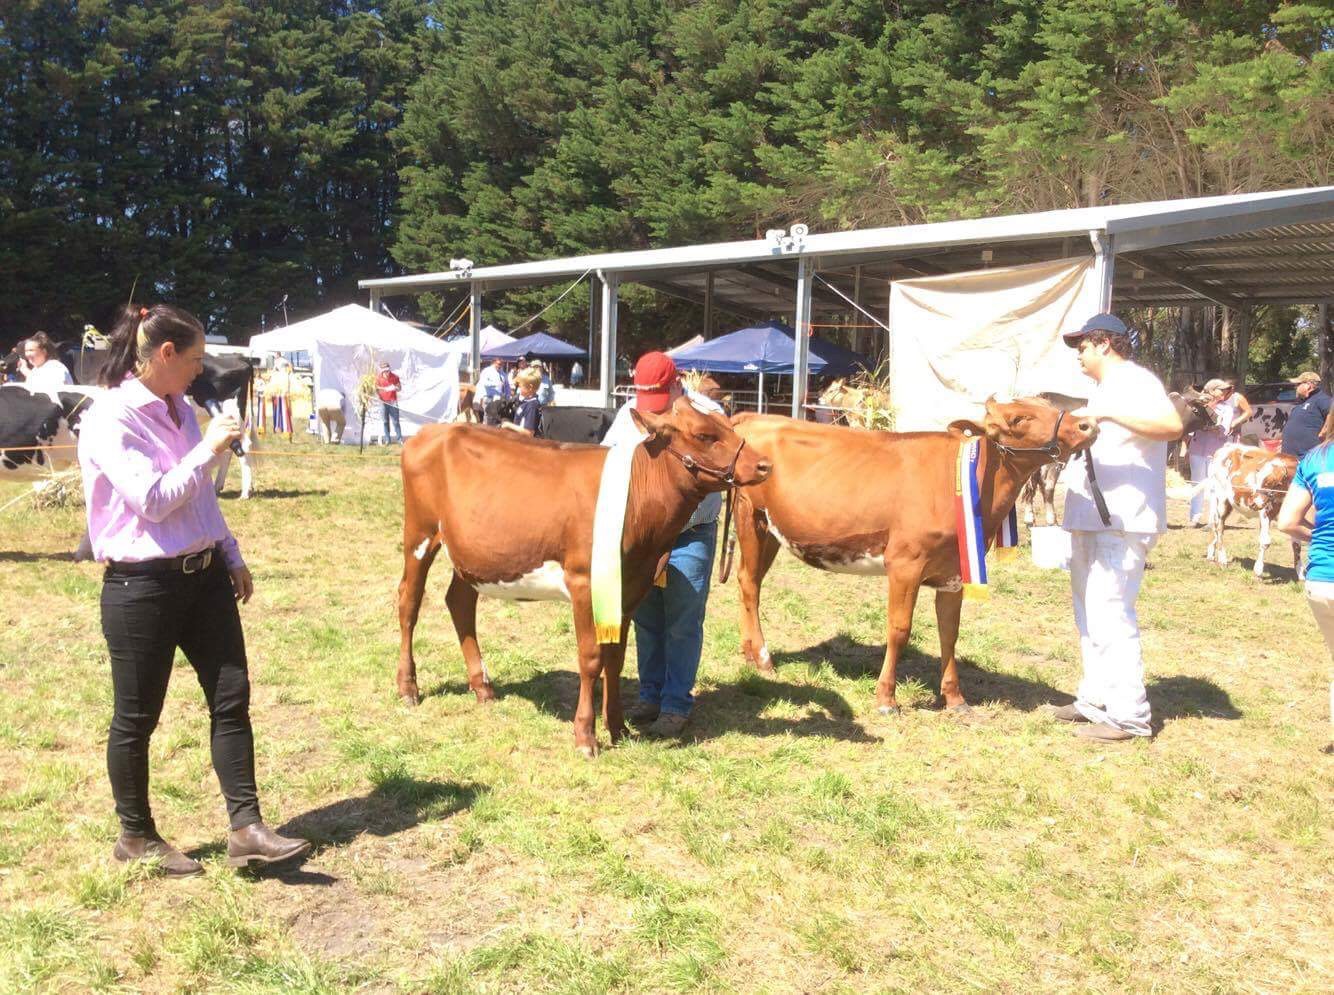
[{"xmin": 718, "ymin": 485, "xmax": 738, "ymax": 584}]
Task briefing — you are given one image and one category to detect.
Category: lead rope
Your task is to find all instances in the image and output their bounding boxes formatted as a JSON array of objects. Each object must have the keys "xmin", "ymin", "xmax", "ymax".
[
  {"xmin": 718, "ymin": 484, "xmax": 736, "ymax": 583},
  {"xmin": 1084, "ymin": 449, "xmax": 1112, "ymax": 526}
]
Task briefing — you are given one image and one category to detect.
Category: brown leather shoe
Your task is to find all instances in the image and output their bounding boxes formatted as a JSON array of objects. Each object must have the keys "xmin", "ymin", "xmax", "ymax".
[
  {"xmin": 1074, "ymin": 722, "xmax": 1137, "ymax": 743},
  {"xmin": 1045, "ymin": 703, "xmax": 1089, "ymax": 723},
  {"xmin": 114, "ymin": 834, "xmax": 203, "ymax": 877},
  {"xmin": 644, "ymin": 711, "xmax": 690, "ymax": 739},
  {"xmin": 626, "ymin": 700, "xmax": 661, "ymax": 726},
  {"xmin": 227, "ymin": 823, "xmax": 311, "ymax": 868}
]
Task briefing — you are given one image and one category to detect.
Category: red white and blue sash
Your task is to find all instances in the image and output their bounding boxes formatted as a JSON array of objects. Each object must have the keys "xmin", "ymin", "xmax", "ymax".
[
  {"xmin": 270, "ymin": 394, "xmax": 292, "ymax": 436},
  {"xmin": 955, "ymin": 438, "xmax": 1019, "ymax": 600}
]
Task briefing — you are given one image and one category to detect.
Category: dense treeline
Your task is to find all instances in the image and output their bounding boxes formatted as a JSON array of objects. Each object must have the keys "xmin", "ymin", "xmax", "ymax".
[{"xmin": 1, "ymin": 1, "xmax": 1330, "ymax": 376}]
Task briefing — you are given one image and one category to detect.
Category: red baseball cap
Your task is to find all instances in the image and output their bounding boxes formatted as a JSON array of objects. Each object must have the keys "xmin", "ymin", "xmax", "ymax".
[{"xmin": 633, "ymin": 351, "xmax": 678, "ymax": 413}]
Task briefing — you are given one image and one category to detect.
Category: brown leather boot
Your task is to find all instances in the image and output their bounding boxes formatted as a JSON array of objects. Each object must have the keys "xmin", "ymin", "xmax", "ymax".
[
  {"xmin": 1045, "ymin": 703, "xmax": 1089, "ymax": 723},
  {"xmin": 227, "ymin": 823, "xmax": 311, "ymax": 868},
  {"xmin": 113, "ymin": 834, "xmax": 203, "ymax": 877}
]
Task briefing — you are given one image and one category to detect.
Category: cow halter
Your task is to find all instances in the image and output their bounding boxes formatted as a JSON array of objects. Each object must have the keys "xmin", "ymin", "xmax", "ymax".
[
  {"xmin": 992, "ymin": 409, "xmax": 1067, "ymax": 462},
  {"xmin": 664, "ymin": 437, "xmax": 747, "ymax": 485}
]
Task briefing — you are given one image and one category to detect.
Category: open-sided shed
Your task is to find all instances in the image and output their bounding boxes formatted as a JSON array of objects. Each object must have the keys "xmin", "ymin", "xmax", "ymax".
[{"xmin": 360, "ymin": 187, "xmax": 1334, "ymax": 416}]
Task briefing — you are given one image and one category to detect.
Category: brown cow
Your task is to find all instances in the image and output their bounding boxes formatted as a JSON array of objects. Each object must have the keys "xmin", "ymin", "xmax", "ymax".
[
  {"xmin": 728, "ymin": 398, "xmax": 1096, "ymax": 715},
  {"xmin": 396, "ymin": 395, "xmax": 771, "ymax": 755},
  {"xmin": 1204, "ymin": 443, "xmax": 1302, "ymax": 578}
]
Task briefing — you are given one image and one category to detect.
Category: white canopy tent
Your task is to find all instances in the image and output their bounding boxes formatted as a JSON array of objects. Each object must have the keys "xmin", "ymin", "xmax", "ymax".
[{"xmin": 248, "ymin": 304, "xmax": 461, "ymax": 444}]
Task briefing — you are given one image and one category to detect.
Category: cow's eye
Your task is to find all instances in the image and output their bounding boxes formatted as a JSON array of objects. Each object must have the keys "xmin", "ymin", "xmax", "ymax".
[{"xmin": 695, "ymin": 432, "xmax": 717, "ymax": 444}]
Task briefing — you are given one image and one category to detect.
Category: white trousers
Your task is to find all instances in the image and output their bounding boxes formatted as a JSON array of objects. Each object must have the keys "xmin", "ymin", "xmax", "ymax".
[
  {"xmin": 1188, "ymin": 452, "xmax": 1211, "ymax": 523},
  {"xmin": 1070, "ymin": 530, "xmax": 1156, "ymax": 737},
  {"xmin": 1303, "ymin": 580, "xmax": 1334, "ymax": 729}
]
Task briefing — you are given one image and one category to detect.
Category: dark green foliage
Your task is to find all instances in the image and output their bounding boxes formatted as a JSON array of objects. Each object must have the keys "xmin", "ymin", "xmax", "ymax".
[{"xmin": 1, "ymin": 0, "xmax": 1328, "ymax": 368}]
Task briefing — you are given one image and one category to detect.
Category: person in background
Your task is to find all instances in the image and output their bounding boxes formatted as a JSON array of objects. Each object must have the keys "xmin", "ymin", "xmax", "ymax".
[
  {"xmin": 1282, "ymin": 372, "xmax": 1331, "ymax": 459},
  {"xmin": 1276, "ymin": 406, "xmax": 1334, "ymax": 755},
  {"xmin": 79, "ymin": 303, "xmax": 310, "ymax": 876},
  {"xmin": 531, "ymin": 359, "xmax": 556, "ymax": 405},
  {"xmin": 601, "ymin": 351, "xmax": 721, "ymax": 738},
  {"xmin": 570, "ymin": 360, "xmax": 585, "ymax": 387},
  {"xmin": 1187, "ymin": 378, "xmax": 1250, "ymax": 526},
  {"xmin": 375, "ymin": 360, "xmax": 404, "ymax": 445},
  {"xmin": 502, "ymin": 367, "xmax": 544, "ymax": 437},
  {"xmin": 1049, "ymin": 313, "xmax": 1182, "ymax": 743},
  {"xmin": 20, "ymin": 331, "xmax": 75, "ymax": 389},
  {"xmin": 476, "ymin": 357, "xmax": 510, "ymax": 425}
]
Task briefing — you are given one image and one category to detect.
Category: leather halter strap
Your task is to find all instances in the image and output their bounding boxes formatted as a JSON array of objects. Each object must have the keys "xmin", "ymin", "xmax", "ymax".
[{"xmin": 664, "ymin": 438, "xmax": 747, "ymax": 485}]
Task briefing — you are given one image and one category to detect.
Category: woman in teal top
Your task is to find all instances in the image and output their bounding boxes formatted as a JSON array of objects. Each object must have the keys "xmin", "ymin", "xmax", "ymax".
[{"xmin": 1277, "ymin": 408, "xmax": 1334, "ymax": 755}]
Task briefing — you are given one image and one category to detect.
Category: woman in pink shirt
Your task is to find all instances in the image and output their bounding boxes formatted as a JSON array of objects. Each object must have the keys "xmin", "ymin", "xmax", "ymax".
[{"xmin": 79, "ymin": 303, "xmax": 308, "ymax": 876}]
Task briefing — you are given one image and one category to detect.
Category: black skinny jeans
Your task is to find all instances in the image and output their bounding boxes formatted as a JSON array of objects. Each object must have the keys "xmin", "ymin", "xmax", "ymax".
[{"xmin": 101, "ymin": 556, "xmax": 261, "ymax": 836}]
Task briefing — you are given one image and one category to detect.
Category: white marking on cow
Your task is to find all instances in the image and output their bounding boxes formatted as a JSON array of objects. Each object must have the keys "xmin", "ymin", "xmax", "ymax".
[
  {"xmin": 759, "ymin": 645, "xmax": 771, "ymax": 667},
  {"xmin": 480, "ymin": 658, "xmax": 492, "ymax": 685},
  {"xmin": 764, "ymin": 511, "xmax": 884, "ymax": 574},
  {"xmin": 936, "ymin": 575, "xmax": 964, "ymax": 593},
  {"xmin": 473, "ymin": 561, "xmax": 571, "ymax": 602},
  {"xmin": 412, "ymin": 537, "xmax": 431, "ymax": 560}
]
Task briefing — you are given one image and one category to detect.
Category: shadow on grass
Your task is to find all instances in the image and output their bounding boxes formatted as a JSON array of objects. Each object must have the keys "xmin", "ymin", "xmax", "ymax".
[
  {"xmin": 0, "ymin": 549, "xmax": 77, "ymax": 562},
  {"xmin": 218, "ymin": 487, "xmax": 328, "ymax": 500},
  {"xmin": 433, "ymin": 668, "xmax": 880, "ymax": 744},
  {"xmin": 1147, "ymin": 674, "xmax": 1243, "ymax": 726},
  {"xmin": 186, "ymin": 777, "xmax": 482, "ymax": 883},
  {"xmin": 772, "ymin": 636, "xmax": 1065, "ymax": 714},
  {"xmin": 1233, "ymin": 556, "xmax": 1301, "ymax": 584}
]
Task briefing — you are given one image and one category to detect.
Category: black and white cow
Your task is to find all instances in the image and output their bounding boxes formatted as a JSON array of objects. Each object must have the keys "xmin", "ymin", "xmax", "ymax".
[
  {"xmin": 187, "ymin": 354, "xmax": 258, "ymax": 499},
  {"xmin": 0, "ymin": 385, "xmax": 97, "ymax": 479}
]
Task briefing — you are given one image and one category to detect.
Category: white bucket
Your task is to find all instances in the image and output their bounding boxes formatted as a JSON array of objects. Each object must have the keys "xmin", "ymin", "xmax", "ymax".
[{"xmin": 1030, "ymin": 526, "xmax": 1072, "ymax": 571}]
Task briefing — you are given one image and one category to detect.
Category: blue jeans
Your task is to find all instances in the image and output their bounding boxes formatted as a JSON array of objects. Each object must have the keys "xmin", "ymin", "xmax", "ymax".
[
  {"xmin": 381, "ymin": 402, "xmax": 403, "ymax": 443},
  {"xmin": 632, "ymin": 521, "xmax": 716, "ymax": 717}
]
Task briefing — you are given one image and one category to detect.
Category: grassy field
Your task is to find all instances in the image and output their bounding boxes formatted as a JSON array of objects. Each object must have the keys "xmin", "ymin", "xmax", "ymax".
[{"xmin": 1, "ymin": 438, "xmax": 1330, "ymax": 994}]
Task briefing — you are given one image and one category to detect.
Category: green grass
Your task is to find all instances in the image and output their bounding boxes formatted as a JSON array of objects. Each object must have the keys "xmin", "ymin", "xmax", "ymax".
[{"xmin": 0, "ymin": 438, "xmax": 1331, "ymax": 992}]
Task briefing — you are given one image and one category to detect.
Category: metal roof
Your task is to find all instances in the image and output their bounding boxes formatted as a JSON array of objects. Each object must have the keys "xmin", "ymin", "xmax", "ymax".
[{"xmin": 361, "ymin": 187, "xmax": 1334, "ymax": 315}]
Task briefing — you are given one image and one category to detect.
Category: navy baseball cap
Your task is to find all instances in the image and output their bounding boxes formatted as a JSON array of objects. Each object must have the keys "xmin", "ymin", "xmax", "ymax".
[{"xmin": 1063, "ymin": 313, "xmax": 1129, "ymax": 346}]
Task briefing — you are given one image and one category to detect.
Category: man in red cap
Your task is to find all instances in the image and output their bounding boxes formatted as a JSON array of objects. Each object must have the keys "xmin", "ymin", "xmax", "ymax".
[{"xmin": 601, "ymin": 350, "xmax": 723, "ymax": 738}]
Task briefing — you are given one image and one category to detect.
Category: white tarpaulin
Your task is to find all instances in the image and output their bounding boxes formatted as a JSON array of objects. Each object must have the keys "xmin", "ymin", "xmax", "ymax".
[
  {"xmin": 888, "ymin": 257, "xmax": 1099, "ymax": 431},
  {"xmin": 248, "ymin": 304, "xmax": 460, "ymax": 444}
]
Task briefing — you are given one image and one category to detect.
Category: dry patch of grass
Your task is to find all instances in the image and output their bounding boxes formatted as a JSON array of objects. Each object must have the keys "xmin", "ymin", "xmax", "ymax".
[{"xmin": 1, "ymin": 437, "xmax": 1330, "ymax": 993}]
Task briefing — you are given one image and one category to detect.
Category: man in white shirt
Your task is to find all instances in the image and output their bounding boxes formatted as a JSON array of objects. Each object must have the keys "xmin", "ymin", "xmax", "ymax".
[
  {"xmin": 602, "ymin": 351, "xmax": 722, "ymax": 738},
  {"xmin": 475, "ymin": 358, "xmax": 511, "ymax": 425},
  {"xmin": 1052, "ymin": 313, "xmax": 1182, "ymax": 742}
]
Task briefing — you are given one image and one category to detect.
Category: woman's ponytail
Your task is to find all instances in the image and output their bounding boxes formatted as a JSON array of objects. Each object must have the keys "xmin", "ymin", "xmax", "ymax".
[{"xmin": 99, "ymin": 304, "xmax": 205, "ymax": 388}]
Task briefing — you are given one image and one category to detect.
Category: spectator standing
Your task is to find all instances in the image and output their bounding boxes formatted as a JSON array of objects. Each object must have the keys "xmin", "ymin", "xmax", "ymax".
[
  {"xmin": 1282, "ymin": 371, "xmax": 1331, "ymax": 459},
  {"xmin": 571, "ymin": 360, "xmax": 585, "ymax": 386},
  {"xmin": 1276, "ymin": 407, "xmax": 1334, "ymax": 755},
  {"xmin": 20, "ymin": 331, "xmax": 75, "ymax": 389},
  {"xmin": 1049, "ymin": 313, "xmax": 1182, "ymax": 743},
  {"xmin": 1187, "ymin": 378, "xmax": 1250, "ymax": 525},
  {"xmin": 531, "ymin": 360, "xmax": 556, "ymax": 405},
  {"xmin": 375, "ymin": 360, "xmax": 404, "ymax": 445},
  {"xmin": 79, "ymin": 303, "xmax": 310, "ymax": 875},
  {"xmin": 503, "ymin": 367, "xmax": 544, "ymax": 437},
  {"xmin": 476, "ymin": 357, "xmax": 510, "ymax": 425},
  {"xmin": 601, "ymin": 352, "xmax": 721, "ymax": 738}
]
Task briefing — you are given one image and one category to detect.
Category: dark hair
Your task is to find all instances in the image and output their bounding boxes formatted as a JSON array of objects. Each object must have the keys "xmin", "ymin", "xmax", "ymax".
[
  {"xmin": 1082, "ymin": 329, "xmax": 1132, "ymax": 359},
  {"xmin": 99, "ymin": 304, "xmax": 204, "ymax": 388},
  {"xmin": 25, "ymin": 330, "xmax": 57, "ymax": 361}
]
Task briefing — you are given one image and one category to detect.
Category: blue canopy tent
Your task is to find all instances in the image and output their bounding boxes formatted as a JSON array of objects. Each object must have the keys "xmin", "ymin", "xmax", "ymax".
[
  {"xmin": 482, "ymin": 331, "xmax": 587, "ymax": 361},
  {"xmin": 671, "ymin": 320, "xmax": 869, "ymax": 412}
]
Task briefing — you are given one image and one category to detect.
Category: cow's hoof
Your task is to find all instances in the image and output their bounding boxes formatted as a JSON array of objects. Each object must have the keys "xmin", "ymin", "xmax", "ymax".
[
  {"xmin": 945, "ymin": 702, "xmax": 973, "ymax": 715},
  {"xmin": 399, "ymin": 692, "xmax": 419, "ymax": 707},
  {"xmin": 473, "ymin": 684, "xmax": 497, "ymax": 703},
  {"xmin": 877, "ymin": 704, "xmax": 901, "ymax": 716},
  {"xmin": 576, "ymin": 743, "xmax": 598, "ymax": 760}
]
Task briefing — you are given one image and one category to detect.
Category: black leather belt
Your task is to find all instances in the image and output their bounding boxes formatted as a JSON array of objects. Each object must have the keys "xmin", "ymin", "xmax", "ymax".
[{"xmin": 107, "ymin": 547, "xmax": 217, "ymax": 576}]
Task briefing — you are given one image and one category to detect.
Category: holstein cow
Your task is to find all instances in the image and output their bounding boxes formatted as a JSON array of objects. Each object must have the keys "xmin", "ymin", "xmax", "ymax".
[
  {"xmin": 187, "ymin": 354, "xmax": 257, "ymax": 499},
  {"xmin": 1205, "ymin": 443, "xmax": 1302, "ymax": 578},
  {"xmin": 395, "ymin": 395, "xmax": 771, "ymax": 755},
  {"xmin": 727, "ymin": 397, "xmax": 1095, "ymax": 715},
  {"xmin": 0, "ymin": 384, "xmax": 96, "ymax": 479}
]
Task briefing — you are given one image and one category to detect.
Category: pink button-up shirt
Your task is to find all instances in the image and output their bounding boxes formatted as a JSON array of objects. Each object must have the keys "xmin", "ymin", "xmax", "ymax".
[{"xmin": 78, "ymin": 376, "xmax": 244, "ymax": 569}]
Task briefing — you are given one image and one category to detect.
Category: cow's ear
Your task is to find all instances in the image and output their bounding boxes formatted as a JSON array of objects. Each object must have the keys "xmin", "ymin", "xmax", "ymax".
[
  {"xmin": 947, "ymin": 418, "xmax": 987, "ymax": 438},
  {"xmin": 629, "ymin": 406, "xmax": 663, "ymax": 441}
]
